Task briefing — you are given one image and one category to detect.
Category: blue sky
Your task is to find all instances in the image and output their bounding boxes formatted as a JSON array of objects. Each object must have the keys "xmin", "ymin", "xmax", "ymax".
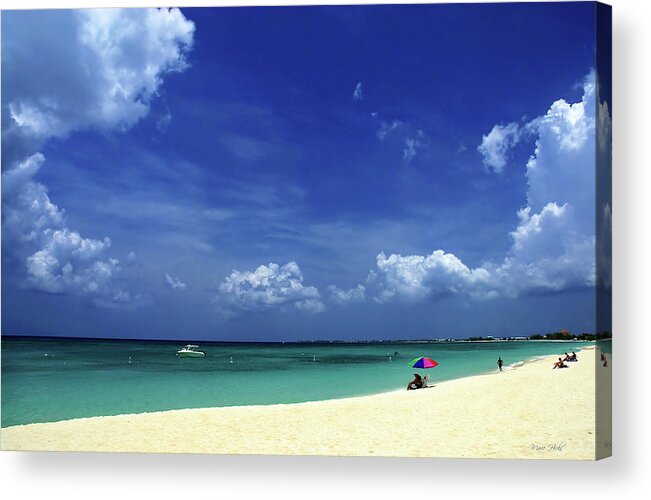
[{"xmin": 1, "ymin": 3, "xmax": 609, "ymax": 341}]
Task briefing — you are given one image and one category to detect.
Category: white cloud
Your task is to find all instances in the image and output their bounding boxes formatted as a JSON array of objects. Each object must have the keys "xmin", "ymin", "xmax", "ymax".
[
  {"xmin": 1, "ymin": 154, "xmax": 64, "ymax": 245},
  {"xmin": 469, "ymin": 71, "xmax": 597, "ymax": 298},
  {"xmin": 365, "ymin": 251, "xmax": 493, "ymax": 303},
  {"xmin": 376, "ymin": 120, "xmax": 404, "ymax": 141},
  {"xmin": 353, "ymin": 81, "xmax": 364, "ymax": 101},
  {"xmin": 492, "ymin": 72, "xmax": 597, "ymax": 297},
  {"xmin": 26, "ymin": 228, "xmax": 120, "ymax": 295},
  {"xmin": 215, "ymin": 262, "xmax": 325, "ymax": 315},
  {"xmin": 477, "ymin": 122, "xmax": 520, "ymax": 172},
  {"xmin": 488, "ymin": 202, "xmax": 596, "ymax": 297},
  {"xmin": 403, "ymin": 130, "xmax": 428, "ymax": 163},
  {"xmin": 165, "ymin": 273, "xmax": 187, "ymax": 291},
  {"xmin": 2, "ymin": 8, "xmax": 195, "ymax": 307},
  {"xmin": 1, "ymin": 155, "xmax": 137, "ymax": 304},
  {"xmin": 328, "ymin": 284, "xmax": 366, "ymax": 305},
  {"xmin": 525, "ymin": 75, "xmax": 596, "ymax": 221},
  {"xmin": 373, "ymin": 114, "xmax": 429, "ymax": 162},
  {"xmin": 3, "ymin": 8, "xmax": 194, "ymax": 149},
  {"xmin": 1, "ymin": 155, "xmax": 65, "ymax": 256},
  {"xmin": 334, "ymin": 71, "xmax": 600, "ymax": 305}
]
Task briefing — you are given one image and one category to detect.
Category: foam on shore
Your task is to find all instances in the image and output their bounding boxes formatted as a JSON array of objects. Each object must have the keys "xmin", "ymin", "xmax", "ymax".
[{"xmin": 1, "ymin": 349, "xmax": 611, "ymax": 459}]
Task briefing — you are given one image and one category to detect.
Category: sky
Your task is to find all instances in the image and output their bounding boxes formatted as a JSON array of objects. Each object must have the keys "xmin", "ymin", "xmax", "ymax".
[{"xmin": 1, "ymin": 3, "xmax": 611, "ymax": 341}]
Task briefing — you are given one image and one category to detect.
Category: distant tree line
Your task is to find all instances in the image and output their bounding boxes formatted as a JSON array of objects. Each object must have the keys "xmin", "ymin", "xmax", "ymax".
[
  {"xmin": 465, "ymin": 332, "xmax": 612, "ymax": 341},
  {"xmin": 529, "ymin": 331, "xmax": 612, "ymax": 341}
]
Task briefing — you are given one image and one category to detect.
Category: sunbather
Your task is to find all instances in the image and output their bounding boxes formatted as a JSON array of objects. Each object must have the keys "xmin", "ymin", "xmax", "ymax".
[
  {"xmin": 407, "ymin": 373, "xmax": 423, "ymax": 390},
  {"xmin": 553, "ymin": 357, "xmax": 568, "ymax": 369}
]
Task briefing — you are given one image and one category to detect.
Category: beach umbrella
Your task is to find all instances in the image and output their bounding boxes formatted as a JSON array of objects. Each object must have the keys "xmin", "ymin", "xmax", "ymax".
[
  {"xmin": 407, "ymin": 356, "xmax": 439, "ymax": 388},
  {"xmin": 408, "ymin": 356, "xmax": 439, "ymax": 369}
]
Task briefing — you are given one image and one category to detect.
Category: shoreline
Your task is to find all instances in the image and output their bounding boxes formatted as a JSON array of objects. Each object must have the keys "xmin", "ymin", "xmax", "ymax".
[
  {"xmin": 1, "ymin": 346, "xmax": 610, "ymax": 459},
  {"xmin": 1, "ymin": 345, "xmax": 595, "ymax": 429}
]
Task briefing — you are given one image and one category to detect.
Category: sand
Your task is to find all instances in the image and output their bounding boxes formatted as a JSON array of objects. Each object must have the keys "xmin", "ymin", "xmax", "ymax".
[{"xmin": 0, "ymin": 347, "xmax": 611, "ymax": 459}]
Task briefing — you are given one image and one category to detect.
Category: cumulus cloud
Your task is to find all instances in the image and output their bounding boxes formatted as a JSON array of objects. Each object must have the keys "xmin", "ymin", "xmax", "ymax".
[
  {"xmin": 2, "ymin": 8, "xmax": 195, "ymax": 307},
  {"xmin": 2, "ymin": 8, "xmax": 195, "ymax": 158},
  {"xmin": 334, "ymin": 71, "xmax": 600, "ymax": 305},
  {"xmin": 365, "ymin": 251, "xmax": 494, "ymax": 303},
  {"xmin": 352, "ymin": 81, "xmax": 364, "ymax": 101},
  {"xmin": 525, "ymin": 76, "xmax": 596, "ymax": 219},
  {"xmin": 488, "ymin": 203, "xmax": 596, "ymax": 297},
  {"xmin": 215, "ymin": 262, "xmax": 325, "ymax": 315},
  {"xmin": 477, "ymin": 122, "xmax": 520, "ymax": 172},
  {"xmin": 489, "ymin": 72, "xmax": 598, "ymax": 296},
  {"xmin": 1, "ymin": 154, "xmax": 64, "ymax": 245},
  {"xmin": 1, "ymin": 154, "xmax": 133, "ymax": 304},
  {"xmin": 26, "ymin": 229, "xmax": 120, "ymax": 295},
  {"xmin": 487, "ymin": 73, "xmax": 598, "ymax": 296},
  {"xmin": 165, "ymin": 273, "xmax": 187, "ymax": 291},
  {"xmin": 328, "ymin": 284, "xmax": 366, "ymax": 305}
]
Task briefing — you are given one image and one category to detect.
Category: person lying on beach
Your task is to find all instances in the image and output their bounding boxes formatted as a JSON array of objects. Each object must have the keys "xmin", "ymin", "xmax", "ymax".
[
  {"xmin": 553, "ymin": 357, "xmax": 568, "ymax": 369},
  {"xmin": 407, "ymin": 373, "xmax": 423, "ymax": 390}
]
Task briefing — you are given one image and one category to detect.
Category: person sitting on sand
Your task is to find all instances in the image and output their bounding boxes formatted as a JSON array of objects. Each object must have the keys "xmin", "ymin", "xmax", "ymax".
[
  {"xmin": 570, "ymin": 352, "xmax": 578, "ymax": 362},
  {"xmin": 422, "ymin": 374, "xmax": 430, "ymax": 388},
  {"xmin": 553, "ymin": 357, "xmax": 568, "ymax": 369},
  {"xmin": 407, "ymin": 373, "xmax": 423, "ymax": 390},
  {"xmin": 563, "ymin": 352, "xmax": 571, "ymax": 362}
]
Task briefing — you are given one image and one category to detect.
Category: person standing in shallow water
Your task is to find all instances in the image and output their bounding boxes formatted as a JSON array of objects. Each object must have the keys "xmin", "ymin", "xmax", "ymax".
[{"xmin": 497, "ymin": 357, "xmax": 503, "ymax": 371}]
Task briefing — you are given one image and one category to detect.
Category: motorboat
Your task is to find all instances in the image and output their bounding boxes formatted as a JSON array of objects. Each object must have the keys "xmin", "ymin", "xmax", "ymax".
[{"xmin": 176, "ymin": 344, "xmax": 206, "ymax": 357}]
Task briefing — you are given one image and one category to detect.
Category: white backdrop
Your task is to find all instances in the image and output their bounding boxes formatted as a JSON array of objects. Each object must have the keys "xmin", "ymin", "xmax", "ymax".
[{"xmin": 1, "ymin": 1, "xmax": 649, "ymax": 499}]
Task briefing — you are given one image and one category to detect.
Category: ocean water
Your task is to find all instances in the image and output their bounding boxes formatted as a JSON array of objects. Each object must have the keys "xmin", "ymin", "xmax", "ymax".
[{"xmin": 1, "ymin": 337, "xmax": 599, "ymax": 427}]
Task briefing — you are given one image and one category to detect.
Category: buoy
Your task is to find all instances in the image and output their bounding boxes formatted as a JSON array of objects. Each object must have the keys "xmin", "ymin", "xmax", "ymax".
[{"xmin": 229, "ymin": 356, "xmax": 233, "ymax": 364}]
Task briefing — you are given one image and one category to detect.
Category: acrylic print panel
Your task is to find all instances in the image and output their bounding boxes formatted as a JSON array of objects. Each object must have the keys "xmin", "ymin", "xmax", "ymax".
[{"xmin": 0, "ymin": 2, "xmax": 612, "ymax": 460}]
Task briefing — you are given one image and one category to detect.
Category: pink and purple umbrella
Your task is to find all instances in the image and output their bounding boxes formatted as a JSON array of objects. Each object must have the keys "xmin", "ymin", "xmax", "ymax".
[{"xmin": 408, "ymin": 356, "xmax": 439, "ymax": 369}]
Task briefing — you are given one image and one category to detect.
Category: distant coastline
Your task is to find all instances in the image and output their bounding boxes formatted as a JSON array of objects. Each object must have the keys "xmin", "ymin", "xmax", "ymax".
[{"xmin": 1, "ymin": 334, "xmax": 612, "ymax": 345}]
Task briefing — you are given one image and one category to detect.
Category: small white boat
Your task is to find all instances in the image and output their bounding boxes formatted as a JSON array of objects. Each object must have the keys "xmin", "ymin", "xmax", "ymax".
[{"xmin": 176, "ymin": 345, "xmax": 206, "ymax": 358}]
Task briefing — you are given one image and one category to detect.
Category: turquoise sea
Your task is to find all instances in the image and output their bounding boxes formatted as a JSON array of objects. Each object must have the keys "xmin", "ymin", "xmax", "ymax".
[{"xmin": 1, "ymin": 337, "xmax": 604, "ymax": 427}]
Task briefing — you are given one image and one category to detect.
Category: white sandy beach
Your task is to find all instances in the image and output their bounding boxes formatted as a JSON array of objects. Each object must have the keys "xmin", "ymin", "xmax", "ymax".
[{"xmin": 1, "ymin": 347, "xmax": 611, "ymax": 459}]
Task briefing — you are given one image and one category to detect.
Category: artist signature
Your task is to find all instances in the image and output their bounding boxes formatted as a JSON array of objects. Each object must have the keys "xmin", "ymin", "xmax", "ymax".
[{"xmin": 530, "ymin": 442, "xmax": 567, "ymax": 453}]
